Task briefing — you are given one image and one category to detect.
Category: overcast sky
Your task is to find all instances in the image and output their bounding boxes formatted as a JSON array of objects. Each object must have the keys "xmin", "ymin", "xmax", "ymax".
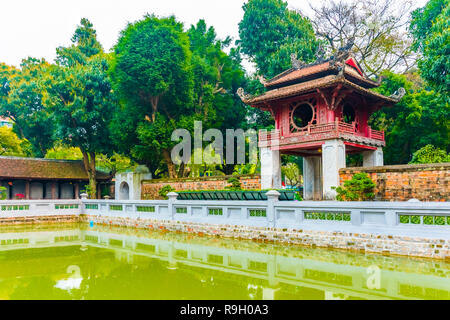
[{"xmin": 0, "ymin": 0, "xmax": 427, "ymax": 72}]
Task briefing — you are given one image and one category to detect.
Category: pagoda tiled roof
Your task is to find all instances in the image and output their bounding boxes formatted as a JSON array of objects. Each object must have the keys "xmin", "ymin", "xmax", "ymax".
[
  {"xmin": 0, "ymin": 156, "xmax": 111, "ymax": 181},
  {"xmin": 238, "ymin": 51, "xmax": 404, "ymax": 107},
  {"xmin": 239, "ymin": 74, "xmax": 400, "ymax": 106},
  {"xmin": 264, "ymin": 57, "xmax": 379, "ymax": 89}
]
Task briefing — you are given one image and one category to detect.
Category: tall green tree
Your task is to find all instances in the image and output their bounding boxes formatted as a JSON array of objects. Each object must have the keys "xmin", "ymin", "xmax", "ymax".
[
  {"xmin": 0, "ymin": 59, "xmax": 55, "ymax": 157},
  {"xmin": 187, "ymin": 20, "xmax": 248, "ymax": 176},
  {"xmin": 56, "ymin": 18, "xmax": 103, "ymax": 67},
  {"xmin": 370, "ymin": 71, "xmax": 449, "ymax": 164},
  {"xmin": 410, "ymin": 0, "xmax": 449, "ymax": 95},
  {"xmin": 110, "ymin": 15, "xmax": 194, "ymax": 178},
  {"xmin": 44, "ymin": 19, "xmax": 115, "ymax": 198},
  {"xmin": 238, "ymin": 0, "xmax": 319, "ymax": 78}
]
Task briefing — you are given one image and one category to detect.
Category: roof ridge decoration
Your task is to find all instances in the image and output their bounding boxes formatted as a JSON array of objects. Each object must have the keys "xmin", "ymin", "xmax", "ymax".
[
  {"xmin": 389, "ymin": 87, "xmax": 406, "ymax": 102},
  {"xmin": 329, "ymin": 40, "xmax": 354, "ymax": 67},
  {"xmin": 290, "ymin": 54, "xmax": 306, "ymax": 70},
  {"xmin": 258, "ymin": 75, "xmax": 267, "ymax": 86},
  {"xmin": 237, "ymin": 87, "xmax": 253, "ymax": 104},
  {"xmin": 314, "ymin": 43, "xmax": 327, "ymax": 63}
]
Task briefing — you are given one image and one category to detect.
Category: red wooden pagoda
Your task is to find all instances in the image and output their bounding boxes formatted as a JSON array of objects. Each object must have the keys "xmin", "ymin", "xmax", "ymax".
[{"xmin": 238, "ymin": 45, "xmax": 405, "ymax": 200}]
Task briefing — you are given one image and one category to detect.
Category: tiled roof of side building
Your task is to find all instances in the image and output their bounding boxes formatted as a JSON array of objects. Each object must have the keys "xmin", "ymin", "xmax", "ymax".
[{"xmin": 0, "ymin": 156, "xmax": 111, "ymax": 180}]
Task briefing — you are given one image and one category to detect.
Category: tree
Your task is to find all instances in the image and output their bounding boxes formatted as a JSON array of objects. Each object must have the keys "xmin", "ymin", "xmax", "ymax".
[
  {"xmin": 56, "ymin": 18, "xmax": 103, "ymax": 67},
  {"xmin": 409, "ymin": 144, "xmax": 450, "ymax": 163},
  {"xmin": 0, "ymin": 126, "xmax": 28, "ymax": 156},
  {"xmin": 0, "ymin": 59, "xmax": 55, "ymax": 157},
  {"xmin": 238, "ymin": 0, "xmax": 319, "ymax": 78},
  {"xmin": 370, "ymin": 71, "xmax": 449, "ymax": 163},
  {"xmin": 281, "ymin": 163, "xmax": 302, "ymax": 188},
  {"xmin": 410, "ymin": 0, "xmax": 449, "ymax": 95},
  {"xmin": 309, "ymin": 0, "xmax": 417, "ymax": 77},
  {"xmin": 187, "ymin": 20, "xmax": 248, "ymax": 176},
  {"xmin": 44, "ymin": 19, "xmax": 116, "ymax": 198},
  {"xmin": 110, "ymin": 15, "xmax": 193, "ymax": 178}
]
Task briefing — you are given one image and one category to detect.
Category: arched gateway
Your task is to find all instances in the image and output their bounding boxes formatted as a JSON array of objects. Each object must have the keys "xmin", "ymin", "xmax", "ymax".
[
  {"xmin": 119, "ymin": 182, "xmax": 130, "ymax": 200},
  {"xmin": 238, "ymin": 45, "xmax": 405, "ymax": 200}
]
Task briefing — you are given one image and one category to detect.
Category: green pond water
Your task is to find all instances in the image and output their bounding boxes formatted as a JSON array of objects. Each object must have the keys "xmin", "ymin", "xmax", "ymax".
[{"xmin": 0, "ymin": 223, "xmax": 449, "ymax": 300}]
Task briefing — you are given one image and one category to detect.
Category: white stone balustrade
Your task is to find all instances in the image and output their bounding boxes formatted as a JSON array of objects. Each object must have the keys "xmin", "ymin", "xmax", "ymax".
[{"xmin": 1, "ymin": 192, "xmax": 449, "ymax": 240}]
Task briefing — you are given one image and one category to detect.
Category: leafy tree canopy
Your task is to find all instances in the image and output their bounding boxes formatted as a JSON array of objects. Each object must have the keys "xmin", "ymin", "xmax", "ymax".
[
  {"xmin": 409, "ymin": 144, "xmax": 450, "ymax": 164},
  {"xmin": 0, "ymin": 59, "xmax": 55, "ymax": 157},
  {"xmin": 44, "ymin": 18, "xmax": 116, "ymax": 198},
  {"xmin": 371, "ymin": 71, "xmax": 449, "ymax": 164},
  {"xmin": 110, "ymin": 15, "xmax": 193, "ymax": 178},
  {"xmin": 238, "ymin": 0, "xmax": 319, "ymax": 78},
  {"xmin": 411, "ymin": 0, "xmax": 450, "ymax": 95},
  {"xmin": 0, "ymin": 126, "xmax": 30, "ymax": 157}
]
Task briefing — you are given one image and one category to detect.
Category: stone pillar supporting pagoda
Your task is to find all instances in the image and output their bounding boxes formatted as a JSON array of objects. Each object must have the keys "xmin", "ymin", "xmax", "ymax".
[{"xmin": 238, "ymin": 45, "xmax": 405, "ymax": 200}]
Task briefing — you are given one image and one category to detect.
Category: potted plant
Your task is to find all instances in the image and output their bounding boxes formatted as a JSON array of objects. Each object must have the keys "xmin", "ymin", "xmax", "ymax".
[{"xmin": 15, "ymin": 193, "xmax": 25, "ymax": 200}]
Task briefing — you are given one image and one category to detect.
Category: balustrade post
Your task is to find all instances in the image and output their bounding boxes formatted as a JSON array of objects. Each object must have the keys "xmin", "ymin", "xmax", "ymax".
[
  {"xmin": 167, "ymin": 192, "xmax": 178, "ymax": 221},
  {"xmin": 266, "ymin": 190, "xmax": 280, "ymax": 228}
]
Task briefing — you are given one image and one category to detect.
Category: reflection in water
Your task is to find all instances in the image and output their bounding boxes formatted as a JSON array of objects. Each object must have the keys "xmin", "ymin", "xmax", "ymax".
[
  {"xmin": 54, "ymin": 265, "xmax": 83, "ymax": 291},
  {"xmin": 0, "ymin": 224, "xmax": 449, "ymax": 300}
]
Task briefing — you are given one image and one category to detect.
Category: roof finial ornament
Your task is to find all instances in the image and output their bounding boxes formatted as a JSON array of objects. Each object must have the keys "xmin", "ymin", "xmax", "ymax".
[
  {"xmin": 376, "ymin": 75, "xmax": 385, "ymax": 85},
  {"xmin": 314, "ymin": 43, "xmax": 326, "ymax": 63},
  {"xmin": 290, "ymin": 53, "xmax": 305, "ymax": 70},
  {"xmin": 257, "ymin": 75, "xmax": 267, "ymax": 85},
  {"xmin": 389, "ymin": 87, "xmax": 406, "ymax": 101},
  {"xmin": 237, "ymin": 87, "xmax": 253, "ymax": 103},
  {"xmin": 338, "ymin": 39, "xmax": 355, "ymax": 55}
]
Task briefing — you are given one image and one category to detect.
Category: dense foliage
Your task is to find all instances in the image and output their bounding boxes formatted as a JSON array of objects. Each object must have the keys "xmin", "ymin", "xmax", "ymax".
[
  {"xmin": 0, "ymin": 59, "xmax": 55, "ymax": 156},
  {"xmin": 0, "ymin": 126, "xmax": 30, "ymax": 156},
  {"xmin": 238, "ymin": 0, "xmax": 319, "ymax": 78},
  {"xmin": 409, "ymin": 144, "xmax": 450, "ymax": 163},
  {"xmin": 370, "ymin": 71, "xmax": 449, "ymax": 164},
  {"xmin": 411, "ymin": 0, "xmax": 450, "ymax": 96}
]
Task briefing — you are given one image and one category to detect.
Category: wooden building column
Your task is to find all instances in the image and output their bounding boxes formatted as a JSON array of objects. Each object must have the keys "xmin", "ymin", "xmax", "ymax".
[
  {"xmin": 25, "ymin": 180, "xmax": 30, "ymax": 200},
  {"xmin": 74, "ymin": 182, "xmax": 80, "ymax": 199},
  {"xmin": 51, "ymin": 182, "xmax": 58, "ymax": 200}
]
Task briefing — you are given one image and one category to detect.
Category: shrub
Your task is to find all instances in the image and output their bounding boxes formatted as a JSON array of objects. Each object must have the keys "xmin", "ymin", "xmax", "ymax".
[
  {"xmin": 410, "ymin": 145, "xmax": 450, "ymax": 164},
  {"xmin": 225, "ymin": 176, "xmax": 242, "ymax": 191},
  {"xmin": 333, "ymin": 172, "xmax": 376, "ymax": 201},
  {"xmin": 159, "ymin": 185, "xmax": 175, "ymax": 199}
]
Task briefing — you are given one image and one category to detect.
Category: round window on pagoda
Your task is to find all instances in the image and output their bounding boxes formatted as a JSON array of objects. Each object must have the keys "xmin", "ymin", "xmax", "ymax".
[
  {"xmin": 292, "ymin": 102, "xmax": 314, "ymax": 129},
  {"xmin": 342, "ymin": 103, "xmax": 355, "ymax": 124}
]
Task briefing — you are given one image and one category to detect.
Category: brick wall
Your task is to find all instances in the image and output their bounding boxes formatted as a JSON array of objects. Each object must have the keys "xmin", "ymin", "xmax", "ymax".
[
  {"xmin": 340, "ymin": 163, "xmax": 450, "ymax": 202},
  {"xmin": 141, "ymin": 175, "xmax": 261, "ymax": 200}
]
